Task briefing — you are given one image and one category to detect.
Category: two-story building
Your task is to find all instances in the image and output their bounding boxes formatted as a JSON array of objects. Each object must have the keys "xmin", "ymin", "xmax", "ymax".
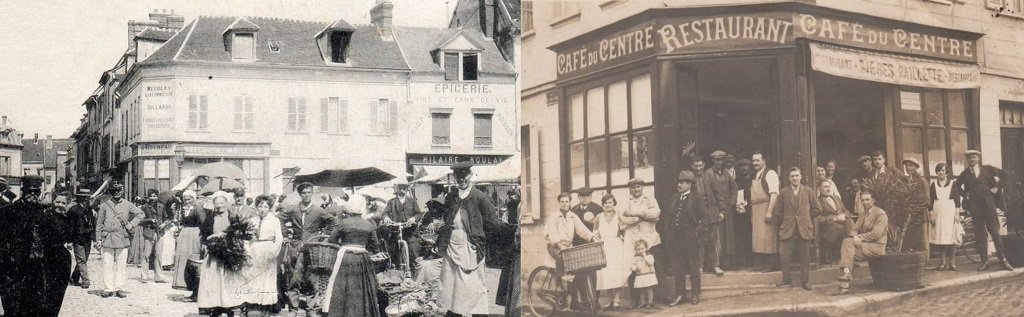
[{"xmin": 521, "ymin": 0, "xmax": 1024, "ymax": 270}]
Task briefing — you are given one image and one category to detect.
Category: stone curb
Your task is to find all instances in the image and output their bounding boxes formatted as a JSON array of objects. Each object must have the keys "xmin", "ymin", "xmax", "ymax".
[{"xmin": 680, "ymin": 269, "xmax": 1024, "ymax": 317}]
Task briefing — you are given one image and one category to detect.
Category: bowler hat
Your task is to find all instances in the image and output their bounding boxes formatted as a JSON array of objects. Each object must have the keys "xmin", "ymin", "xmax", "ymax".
[
  {"xmin": 677, "ymin": 170, "xmax": 696, "ymax": 183},
  {"xmin": 576, "ymin": 187, "xmax": 594, "ymax": 196}
]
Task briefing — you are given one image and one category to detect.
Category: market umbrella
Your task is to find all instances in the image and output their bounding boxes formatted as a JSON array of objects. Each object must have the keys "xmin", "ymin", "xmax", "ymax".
[
  {"xmin": 194, "ymin": 162, "xmax": 247, "ymax": 181},
  {"xmin": 294, "ymin": 167, "xmax": 396, "ymax": 188},
  {"xmin": 157, "ymin": 190, "xmax": 180, "ymax": 204},
  {"xmin": 198, "ymin": 178, "xmax": 245, "ymax": 195}
]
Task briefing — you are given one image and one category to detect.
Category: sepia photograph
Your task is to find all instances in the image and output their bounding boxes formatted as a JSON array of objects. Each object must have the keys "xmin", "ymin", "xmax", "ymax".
[
  {"xmin": 0, "ymin": 0, "xmax": 521, "ymax": 316},
  {"xmin": 519, "ymin": 0, "xmax": 1024, "ymax": 316}
]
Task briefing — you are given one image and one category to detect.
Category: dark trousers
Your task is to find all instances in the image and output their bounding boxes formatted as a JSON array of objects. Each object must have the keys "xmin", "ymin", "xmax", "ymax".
[
  {"xmin": 71, "ymin": 243, "xmax": 91, "ymax": 284},
  {"xmin": 779, "ymin": 238, "xmax": 811, "ymax": 285},
  {"xmin": 734, "ymin": 211, "xmax": 753, "ymax": 267},
  {"xmin": 666, "ymin": 235, "xmax": 701, "ymax": 298},
  {"xmin": 969, "ymin": 201, "xmax": 1006, "ymax": 262}
]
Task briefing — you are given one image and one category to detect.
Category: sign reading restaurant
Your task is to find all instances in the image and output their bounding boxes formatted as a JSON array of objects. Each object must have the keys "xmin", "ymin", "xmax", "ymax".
[
  {"xmin": 406, "ymin": 153, "xmax": 512, "ymax": 166},
  {"xmin": 552, "ymin": 7, "xmax": 980, "ymax": 80}
]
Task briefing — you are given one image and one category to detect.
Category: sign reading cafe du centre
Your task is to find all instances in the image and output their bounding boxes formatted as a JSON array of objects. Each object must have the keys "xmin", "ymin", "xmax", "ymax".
[{"xmin": 553, "ymin": 8, "xmax": 980, "ymax": 86}]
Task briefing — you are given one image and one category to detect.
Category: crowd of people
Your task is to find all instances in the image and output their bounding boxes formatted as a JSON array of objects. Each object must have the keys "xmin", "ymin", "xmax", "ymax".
[
  {"xmin": 0, "ymin": 161, "xmax": 522, "ymax": 317},
  {"xmin": 546, "ymin": 148, "xmax": 1016, "ymax": 310}
]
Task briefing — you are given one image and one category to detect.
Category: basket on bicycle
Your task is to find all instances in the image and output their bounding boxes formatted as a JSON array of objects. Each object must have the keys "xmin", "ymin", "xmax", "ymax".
[
  {"xmin": 561, "ymin": 241, "xmax": 606, "ymax": 273},
  {"xmin": 303, "ymin": 235, "xmax": 339, "ymax": 272}
]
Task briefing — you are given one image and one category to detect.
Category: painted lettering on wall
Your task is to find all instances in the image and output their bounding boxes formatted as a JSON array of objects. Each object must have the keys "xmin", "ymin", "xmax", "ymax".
[
  {"xmin": 556, "ymin": 25, "xmax": 656, "ymax": 76},
  {"xmin": 798, "ymin": 14, "xmax": 974, "ymax": 61},
  {"xmin": 810, "ymin": 43, "xmax": 980, "ymax": 89},
  {"xmin": 659, "ymin": 16, "xmax": 793, "ymax": 54}
]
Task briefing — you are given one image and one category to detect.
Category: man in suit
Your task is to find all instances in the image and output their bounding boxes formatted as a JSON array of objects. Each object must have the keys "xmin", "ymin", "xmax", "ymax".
[
  {"xmin": 663, "ymin": 170, "xmax": 705, "ymax": 306},
  {"xmin": 383, "ymin": 183, "xmax": 423, "ymax": 270},
  {"xmin": 953, "ymin": 150, "xmax": 1014, "ymax": 271},
  {"xmin": 870, "ymin": 151, "xmax": 901, "ymax": 180},
  {"xmin": 773, "ymin": 167, "xmax": 820, "ymax": 290},
  {"xmin": 701, "ymin": 150, "xmax": 736, "ymax": 275},
  {"xmin": 95, "ymin": 182, "xmax": 146, "ymax": 298},
  {"xmin": 836, "ymin": 190, "xmax": 888, "ymax": 295},
  {"xmin": 140, "ymin": 189, "xmax": 169, "ymax": 283},
  {"xmin": 816, "ymin": 179, "xmax": 853, "ymax": 265},
  {"xmin": 67, "ymin": 188, "xmax": 97, "ymax": 288}
]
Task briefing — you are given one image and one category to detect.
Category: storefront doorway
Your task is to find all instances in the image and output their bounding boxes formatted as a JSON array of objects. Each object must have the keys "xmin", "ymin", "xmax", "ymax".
[{"xmin": 1000, "ymin": 102, "xmax": 1024, "ymax": 214}]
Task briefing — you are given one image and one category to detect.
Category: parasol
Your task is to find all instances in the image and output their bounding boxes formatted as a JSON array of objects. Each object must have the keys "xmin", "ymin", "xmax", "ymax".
[
  {"xmin": 198, "ymin": 178, "xmax": 245, "ymax": 195},
  {"xmin": 194, "ymin": 162, "xmax": 247, "ymax": 180},
  {"xmin": 294, "ymin": 167, "xmax": 396, "ymax": 188}
]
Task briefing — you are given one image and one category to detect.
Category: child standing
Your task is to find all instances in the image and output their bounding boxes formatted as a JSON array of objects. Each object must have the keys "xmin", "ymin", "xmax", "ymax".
[{"xmin": 631, "ymin": 240, "xmax": 658, "ymax": 309}]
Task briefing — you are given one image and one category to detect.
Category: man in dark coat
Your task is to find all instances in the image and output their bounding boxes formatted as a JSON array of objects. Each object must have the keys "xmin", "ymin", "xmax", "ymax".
[
  {"xmin": 382, "ymin": 183, "xmax": 423, "ymax": 270},
  {"xmin": 701, "ymin": 150, "xmax": 737, "ymax": 275},
  {"xmin": 67, "ymin": 188, "xmax": 97, "ymax": 288},
  {"xmin": 567, "ymin": 187, "xmax": 602, "ymax": 310},
  {"xmin": 952, "ymin": 150, "xmax": 1014, "ymax": 271},
  {"xmin": 0, "ymin": 177, "xmax": 16, "ymax": 207},
  {"xmin": 140, "ymin": 189, "xmax": 170, "ymax": 283},
  {"xmin": 0, "ymin": 175, "xmax": 73, "ymax": 316},
  {"xmin": 661, "ymin": 170, "xmax": 705, "ymax": 306},
  {"xmin": 277, "ymin": 182, "xmax": 337, "ymax": 308},
  {"xmin": 773, "ymin": 167, "xmax": 820, "ymax": 290}
]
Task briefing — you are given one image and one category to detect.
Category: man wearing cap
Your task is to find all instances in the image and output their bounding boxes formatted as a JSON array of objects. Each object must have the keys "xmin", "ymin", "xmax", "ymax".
[
  {"xmin": 903, "ymin": 158, "xmax": 932, "ymax": 255},
  {"xmin": 0, "ymin": 176, "xmax": 73, "ymax": 316},
  {"xmin": 424, "ymin": 160, "xmax": 516, "ymax": 316},
  {"xmin": 856, "ymin": 155, "xmax": 873, "ymax": 182},
  {"xmin": 0, "ymin": 177, "xmax": 16, "ymax": 207},
  {"xmin": 67, "ymin": 188, "xmax": 97, "ymax": 288},
  {"xmin": 383, "ymin": 183, "xmax": 423, "ymax": 271},
  {"xmin": 567, "ymin": 187, "xmax": 601, "ymax": 310},
  {"xmin": 661, "ymin": 170, "xmax": 705, "ymax": 306},
  {"xmin": 140, "ymin": 189, "xmax": 170, "ymax": 283},
  {"xmin": 277, "ymin": 182, "xmax": 337, "ymax": 307},
  {"xmin": 952, "ymin": 150, "xmax": 1014, "ymax": 271},
  {"xmin": 700, "ymin": 150, "xmax": 736, "ymax": 275},
  {"xmin": 622, "ymin": 177, "xmax": 662, "ymax": 307},
  {"xmin": 95, "ymin": 182, "xmax": 146, "ymax": 298},
  {"xmin": 546, "ymin": 192, "xmax": 598, "ymax": 311}
]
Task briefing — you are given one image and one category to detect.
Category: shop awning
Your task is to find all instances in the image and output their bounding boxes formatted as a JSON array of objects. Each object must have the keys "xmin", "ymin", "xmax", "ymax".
[{"xmin": 809, "ymin": 42, "xmax": 981, "ymax": 89}]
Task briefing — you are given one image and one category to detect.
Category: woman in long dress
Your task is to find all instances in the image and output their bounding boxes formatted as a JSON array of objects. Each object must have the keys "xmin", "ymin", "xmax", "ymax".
[
  {"xmin": 594, "ymin": 193, "xmax": 628, "ymax": 310},
  {"xmin": 322, "ymin": 194, "xmax": 381, "ymax": 317},
  {"xmin": 930, "ymin": 163, "xmax": 961, "ymax": 271},
  {"xmin": 173, "ymin": 190, "xmax": 205, "ymax": 291},
  {"xmin": 234, "ymin": 195, "xmax": 283, "ymax": 316},
  {"xmin": 198, "ymin": 191, "xmax": 252, "ymax": 317}
]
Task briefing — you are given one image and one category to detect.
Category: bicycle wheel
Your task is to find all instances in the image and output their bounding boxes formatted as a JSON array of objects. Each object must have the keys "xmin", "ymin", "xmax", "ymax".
[
  {"xmin": 959, "ymin": 217, "xmax": 983, "ymax": 264},
  {"xmin": 527, "ymin": 266, "xmax": 562, "ymax": 317},
  {"xmin": 584, "ymin": 273, "xmax": 599, "ymax": 317}
]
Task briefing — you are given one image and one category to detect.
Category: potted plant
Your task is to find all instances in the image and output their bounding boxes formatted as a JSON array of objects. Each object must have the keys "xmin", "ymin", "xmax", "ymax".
[
  {"xmin": 861, "ymin": 173, "xmax": 931, "ymax": 291},
  {"xmin": 1000, "ymin": 179, "xmax": 1024, "ymax": 266}
]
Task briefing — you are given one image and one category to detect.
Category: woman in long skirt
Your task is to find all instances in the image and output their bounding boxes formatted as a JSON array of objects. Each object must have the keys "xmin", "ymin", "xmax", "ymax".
[
  {"xmin": 594, "ymin": 194, "xmax": 628, "ymax": 310},
  {"xmin": 237, "ymin": 195, "xmax": 283, "ymax": 316},
  {"xmin": 930, "ymin": 163, "xmax": 961, "ymax": 271},
  {"xmin": 173, "ymin": 191, "xmax": 205, "ymax": 291},
  {"xmin": 322, "ymin": 194, "xmax": 381, "ymax": 317},
  {"xmin": 198, "ymin": 191, "xmax": 250, "ymax": 317}
]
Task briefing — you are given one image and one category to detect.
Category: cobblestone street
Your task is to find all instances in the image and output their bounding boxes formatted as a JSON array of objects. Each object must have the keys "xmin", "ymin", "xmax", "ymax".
[
  {"xmin": 59, "ymin": 250, "xmax": 195, "ymax": 317},
  {"xmin": 868, "ymin": 276, "xmax": 1024, "ymax": 317}
]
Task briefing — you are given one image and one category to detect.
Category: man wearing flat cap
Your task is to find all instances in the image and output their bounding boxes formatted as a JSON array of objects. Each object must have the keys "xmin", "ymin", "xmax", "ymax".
[
  {"xmin": 700, "ymin": 150, "xmax": 737, "ymax": 275},
  {"xmin": 96, "ymin": 182, "xmax": 145, "ymax": 298},
  {"xmin": 0, "ymin": 175, "xmax": 73, "ymax": 316},
  {"xmin": 952, "ymin": 150, "xmax": 1014, "ymax": 271},
  {"xmin": 567, "ymin": 187, "xmax": 602, "ymax": 310},
  {"xmin": 660, "ymin": 170, "xmax": 706, "ymax": 306},
  {"xmin": 277, "ymin": 182, "xmax": 337, "ymax": 307},
  {"xmin": 140, "ymin": 189, "xmax": 171, "ymax": 283},
  {"xmin": 423, "ymin": 160, "xmax": 516, "ymax": 316},
  {"xmin": 67, "ymin": 188, "xmax": 97, "ymax": 289}
]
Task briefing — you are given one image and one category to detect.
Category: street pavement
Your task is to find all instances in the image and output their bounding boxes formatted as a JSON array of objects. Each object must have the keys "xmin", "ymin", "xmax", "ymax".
[
  {"xmin": 868, "ymin": 276, "xmax": 1024, "ymax": 317},
  {"xmin": 59, "ymin": 249, "xmax": 508, "ymax": 316}
]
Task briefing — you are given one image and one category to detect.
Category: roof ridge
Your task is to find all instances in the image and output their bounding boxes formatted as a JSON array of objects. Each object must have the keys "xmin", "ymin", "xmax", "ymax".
[{"xmin": 173, "ymin": 18, "xmax": 199, "ymax": 61}]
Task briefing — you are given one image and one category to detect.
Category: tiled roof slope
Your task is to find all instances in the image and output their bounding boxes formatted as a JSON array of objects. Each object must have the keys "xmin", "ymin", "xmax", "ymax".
[
  {"xmin": 136, "ymin": 28, "xmax": 177, "ymax": 41},
  {"xmin": 141, "ymin": 16, "xmax": 408, "ymax": 70},
  {"xmin": 44, "ymin": 139, "xmax": 74, "ymax": 168},
  {"xmin": 393, "ymin": 26, "xmax": 515, "ymax": 75}
]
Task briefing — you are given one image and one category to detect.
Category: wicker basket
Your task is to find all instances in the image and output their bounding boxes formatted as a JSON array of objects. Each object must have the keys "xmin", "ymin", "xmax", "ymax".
[
  {"xmin": 306, "ymin": 242, "xmax": 340, "ymax": 271},
  {"xmin": 562, "ymin": 242, "xmax": 606, "ymax": 273}
]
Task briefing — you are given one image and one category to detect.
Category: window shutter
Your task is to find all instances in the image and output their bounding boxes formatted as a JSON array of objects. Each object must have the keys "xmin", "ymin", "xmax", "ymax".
[
  {"xmin": 320, "ymin": 98, "xmax": 329, "ymax": 132},
  {"xmin": 189, "ymin": 95, "xmax": 197, "ymax": 129},
  {"xmin": 527, "ymin": 124, "xmax": 542, "ymax": 220},
  {"xmin": 288, "ymin": 98, "xmax": 297, "ymax": 131},
  {"xmin": 444, "ymin": 53, "xmax": 459, "ymax": 80},
  {"xmin": 245, "ymin": 97, "xmax": 254, "ymax": 130},
  {"xmin": 200, "ymin": 96, "xmax": 208, "ymax": 129},
  {"xmin": 234, "ymin": 96, "xmax": 243, "ymax": 130},
  {"xmin": 389, "ymin": 100, "xmax": 398, "ymax": 134},
  {"xmin": 339, "ymin": 99, "xmax": 349, "ymax": 133},
  {"xmin": 298, "ymin": 98, "xmax": 307, "ymax": 131},
  {"xmin": 368, "ymin": 99, "xmax": 379, "ymax": 134}
]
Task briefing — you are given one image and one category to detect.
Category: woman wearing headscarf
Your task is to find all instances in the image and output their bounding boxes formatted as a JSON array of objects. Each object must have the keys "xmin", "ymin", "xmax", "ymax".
[
  {"xmin": 322, "ymin": 193, "xmax": 381, "ymax": 317},
  {"xmin": 198, "ymin": 191, "xmax": 249, "ymax": 317},
  {"xmin": 237, "ymin": 195, "xmax": 284, "ymax": 316},
  {"xmin": 174, "ymin": 190, "xmax": 206, "ymax": 292}
]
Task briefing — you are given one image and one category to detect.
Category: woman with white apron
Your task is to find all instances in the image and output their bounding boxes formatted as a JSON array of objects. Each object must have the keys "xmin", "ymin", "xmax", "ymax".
[{"xmin": 930, "ymin": 163, "xmax": 961, "ymax": 271}]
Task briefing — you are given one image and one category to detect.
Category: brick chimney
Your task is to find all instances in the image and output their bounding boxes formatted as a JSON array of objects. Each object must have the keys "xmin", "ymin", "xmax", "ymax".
[
  {"xmin": 1, "ymin": 116, "xmax": 6, "ymax": 126},
  {"xmin": 370, "ymin": 0, "xmax": 394, "ymax": 40},
  {"xmin": 480, "ymin": 0, "xmax": 495, "ymax": 38},
  {"xmin": 33, "ymin": 133, "xmax": 38, "ymax": 144},
  {"xmin": 46, "ymin": 135, "xmax": 52, "ymax": 150}
]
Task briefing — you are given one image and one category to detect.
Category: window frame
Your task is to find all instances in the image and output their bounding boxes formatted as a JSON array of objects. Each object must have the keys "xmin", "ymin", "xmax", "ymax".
[
  {"xmin": 188, "ymin": 95, "xmax": 209, "ymax": 131},
  {"xmin": 441, "ymin": 51, "xmax": 481, "ymax": 81},
  {"xmin": 328, "ymin": 31, "xmax": 352, "ymax": 64},
  {"xmin": 319, "ymin": 97, "xmax": 349, "ymax": 134},
  {"xmin": 472, "ymin": 109, "xmax": 494, "ymax": 148},
  {"xmin": 895, "ymin": 88, "xmax": 971, "ymax": 179},
  {"xmin": 287, "ymin": 97, "xmax": 308, "ymax": 133},
  {"xmin": 431, "ymin": 108, "xmax": 453, "ymax": 147},
  {"xmin": 231, "ymin": 33, "xmax": 256, "ymax": 61},
  {"xmin": 233, "ymin": 95, "xmax": 255, "ymax": 131},
  {"xmin": 367, "ymin": 98, "xmax": 398, "ymax": 136}
]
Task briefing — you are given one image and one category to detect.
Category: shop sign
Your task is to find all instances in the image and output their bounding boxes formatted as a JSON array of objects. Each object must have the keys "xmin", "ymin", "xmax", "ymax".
[
  {"xmin": 797, "ymin": 14, "xmax": 976, "ymax": 63},
  {"xmin": 406, "ymin": 153, "xmax": 512, "ymax": 166},
  {"xmin": 137, "ymin": 143, "xmax": 175, "ymax": 157},
  {"xmin": 810, "ymin": 43, "xmax": 980, "ymax": 89},
  {"xmin": 658, "ymin": 12, "xmax": 794, "ymax": 54},
  {"xmin": 141, "ymin": 82, "xmax": 175, "ymax": 140},
  {"xmin": 135, "ymin": 143, "xmax": 270, "ymax": 158},
  {"xmin": 555, "ymin": 21, "xmax": 657, "ymax": 80}
]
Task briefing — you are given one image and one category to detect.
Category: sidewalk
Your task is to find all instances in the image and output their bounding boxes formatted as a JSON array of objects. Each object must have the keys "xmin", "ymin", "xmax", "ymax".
[{"xmin": 526, "ymin": 257, "xmax": 1021, "ymax": 317}]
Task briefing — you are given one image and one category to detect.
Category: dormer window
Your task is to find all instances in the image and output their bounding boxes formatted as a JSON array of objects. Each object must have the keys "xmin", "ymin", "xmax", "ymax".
[
  {"xmin": 443, "ymin": 51, "xmax": 479, "ymax": 81},
  {"xmin": 329, "ymin": 31, "xmax": 351, "ymax": 63},
  {"xmin": 232, "ymin": 33, "xmax": 255, "ymax": 60}
]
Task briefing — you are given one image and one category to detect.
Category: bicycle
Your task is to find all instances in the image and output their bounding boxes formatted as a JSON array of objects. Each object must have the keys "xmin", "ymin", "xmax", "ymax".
[
  {"xmin": 527, "ymin": 242, "xmax": 605, "ymax": 317},
  {"xmin": 378, "ymin": 221, "xmax": 416, "ymax": 278},
  {"xmin": 955, "ymin": 211, "xmax": 983, "ymax": 264}
]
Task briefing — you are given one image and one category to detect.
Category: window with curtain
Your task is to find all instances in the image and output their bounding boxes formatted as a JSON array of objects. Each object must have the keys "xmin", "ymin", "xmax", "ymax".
[
  {"xmin": 432, "ymin": 112, "xmax": 451, "ymax": 145},
  {"xmin": 288, "ymin": 97, "xmax": 307, "ymax": 132},
  {"xmin": 234, "ymin": 96, "xmax": 254, "ymax": 130},
  {"xmin": 189, "ymin": 95, "xmax": 208, "ymax": 130},
  {"xmin": 898, "ymin": 89, "xmax": 970, "ymax": 178},
  {"xmin": 566, "ymin": 73, "xmax": 654, "ymax": 193},
  {"xmin": 474, "ymin": 112, "xmax": 493, "ymax": 147}
]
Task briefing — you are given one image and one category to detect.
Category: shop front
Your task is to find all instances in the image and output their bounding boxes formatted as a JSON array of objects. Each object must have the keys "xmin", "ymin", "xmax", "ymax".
[
  {"xmin": 550, "ymin": 3, "xmax": 983, "ymax": 263},
  {"xmin": 131, "ymin": 142, "xmax": 271, "ymax": 197}
]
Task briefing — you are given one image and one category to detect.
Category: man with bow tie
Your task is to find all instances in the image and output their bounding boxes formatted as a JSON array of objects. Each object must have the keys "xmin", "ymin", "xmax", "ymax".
[{"xmin": 952, "ymin": 150, "xmax": 1013, "ymax": 271}]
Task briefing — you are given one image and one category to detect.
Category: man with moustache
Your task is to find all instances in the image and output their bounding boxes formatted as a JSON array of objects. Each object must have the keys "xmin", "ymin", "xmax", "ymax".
[
  {"xmin": 748, "ymin": 152, "xmax": 781, "ymax": 272},
  {"xmin": 96, "ymin": 182, "xmax": 146, "ymax": 298},
  {"xmin": 67, "ymin": 188, "xmax": 97, "ymax": 289},
  {"xmin": 952, "ymin": 150, "xmax": 1014, "ymax": 271},
  {"xmin": 383, "ymin": 182, "xmax": 423, "ymax": 271},
  {"xmin": 662, "ymin": 170, "xmax": 705, "ymax": 306}
]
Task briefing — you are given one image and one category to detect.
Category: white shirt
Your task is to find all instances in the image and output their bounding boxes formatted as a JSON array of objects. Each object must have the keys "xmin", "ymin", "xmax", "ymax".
[{"xmin": 754, "ymin": 168, "xmax": 781, "ymax": 194}]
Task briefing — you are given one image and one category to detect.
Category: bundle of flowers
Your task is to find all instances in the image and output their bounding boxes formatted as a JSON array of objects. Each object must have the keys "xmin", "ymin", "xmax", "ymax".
[
  {"xmin": 206, "ymin": 215, "xmax": 256, "ymax": 271},
  {"xmin": 381, "ymin": 279, "xmax": 445, "ymax": 317}
]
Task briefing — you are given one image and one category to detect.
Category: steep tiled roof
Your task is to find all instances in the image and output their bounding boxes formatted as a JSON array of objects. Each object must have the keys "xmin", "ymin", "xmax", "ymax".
[
  {"xmin": 44, "ymin": 139, "xmax": 74, "ymax": 168},
  {"xmin": 21, "ymin": 139, "xmax": 44, "ymax": 163},
  {"xmin": 141, "ymin": 16, "xmax": 408, "ymax": 70},
  {"xmin": 135, "ymin": 28, "xmax": 177, "ymax": 41},
  {"xmin": 393, "ymin": 26, "xmax": 515, "ymax": 75}
]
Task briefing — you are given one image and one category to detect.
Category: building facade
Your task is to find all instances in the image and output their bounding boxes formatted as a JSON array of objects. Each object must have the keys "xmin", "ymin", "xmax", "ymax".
[
  {"xmin": 21, "ymin": 134, "xmax": 73, "ymax": 193},
  {"xmin": 75, "ymin": 2, "xmax": 518, "ymax": 198},
  {"xmin": 521, "ymin": 0, "xmax": 1024, "ymax": 270},
  {"xmin": 0, "ymin": 116, "xmax": 23, "ymax": 193}
]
